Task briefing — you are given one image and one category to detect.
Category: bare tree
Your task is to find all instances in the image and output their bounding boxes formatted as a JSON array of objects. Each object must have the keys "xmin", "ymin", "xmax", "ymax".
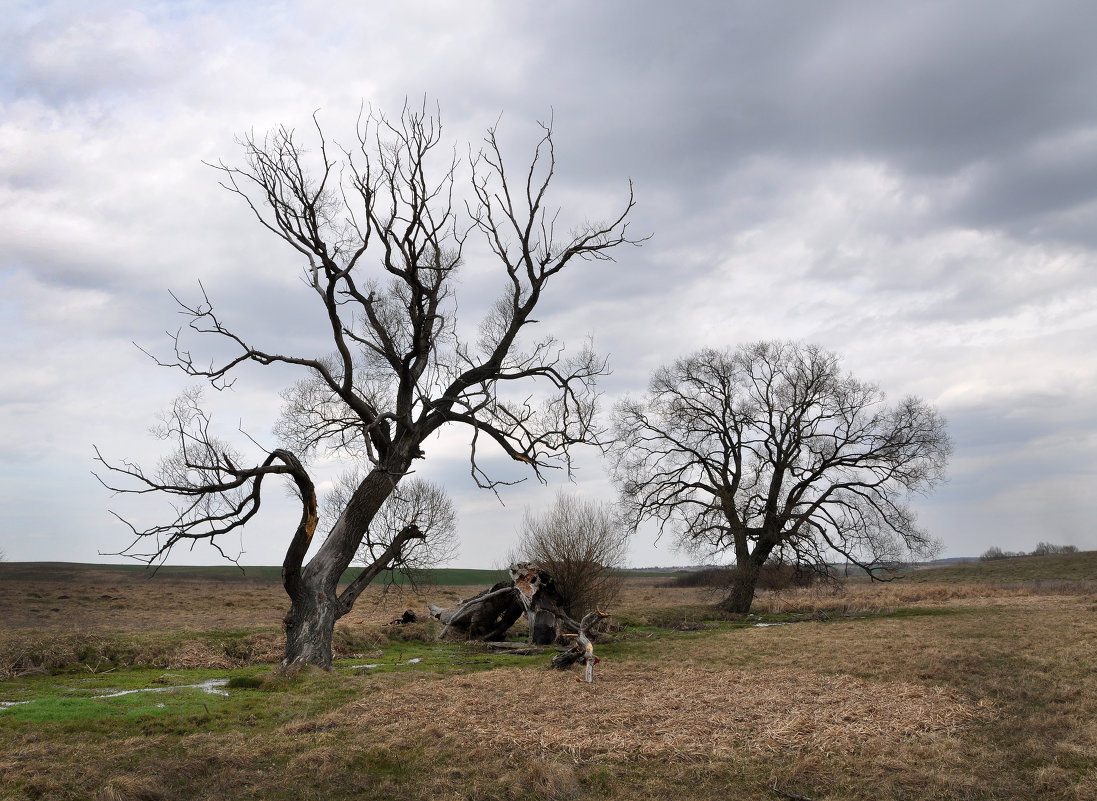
[
  {"xmin": 95, "ymin": 103, "xmax": 640, "ymax": 669},
  {"xmin": 349, "ymin": 476, "xmax": 458, "ymax": 583},
  {"xmin": 1030, "ymin": 542, "xmax": 1078, "ymax": 556},
  {"xmin": 511, "ymin": 492, "xmax": 627, "ymax": 618},
  {"xmin": 610, "ymin": 341, "xmax": 951, "ymax": 613}
]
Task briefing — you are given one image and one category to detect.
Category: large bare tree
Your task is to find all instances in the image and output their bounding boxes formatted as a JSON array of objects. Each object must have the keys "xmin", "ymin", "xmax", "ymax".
[
  {"xmin": 610, "ymin": 341, "xmax": 951, "ymax": 613},
  {"xmin": 96, "ymin": 105, "xmax": 639, "ymax": 669}
]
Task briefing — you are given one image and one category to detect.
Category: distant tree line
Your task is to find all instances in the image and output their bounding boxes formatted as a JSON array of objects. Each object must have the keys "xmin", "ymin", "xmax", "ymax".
[{"xmin": 980, "ymin": 542, "xmax": 1079, "ymax": 561}]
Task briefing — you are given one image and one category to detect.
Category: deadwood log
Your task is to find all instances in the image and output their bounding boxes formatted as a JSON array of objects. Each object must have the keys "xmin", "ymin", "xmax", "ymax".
[
  {"xmin": 429, "ymin": 563, "xmax": 573, "ymax": 645},
  {"xmin": 508, "ymin": 562, "xmax": 570, "ymax": 645},
  {"xmin": 430, "ymin": 582, "xmax": 524, "ymax": 641},
  {"xmin": 551, "ymin": 609, "xmax": 610, "ymax": 682}
]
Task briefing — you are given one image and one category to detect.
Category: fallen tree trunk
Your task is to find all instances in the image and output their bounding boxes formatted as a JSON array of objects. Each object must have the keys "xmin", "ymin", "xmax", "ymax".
[
  {"xmin": 428, "ymin": 582, "xmax": 523, "ymax": 641},
  {"xmin": 429, "ymin": 563, "xmax": 571, "ymax": 645},
  {"xmin": 429, "ymin": 564, "xmax": 612, "ymax": 681}
]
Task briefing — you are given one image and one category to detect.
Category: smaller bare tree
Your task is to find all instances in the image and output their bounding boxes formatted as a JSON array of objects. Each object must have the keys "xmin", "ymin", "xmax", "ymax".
[
  {"xmin": 611, "ymin": 341, "xmax": 952, "ymax": 613},
  {"xmin": 511, "ymin": 492, "xmax": 628, "ymax": 619},
  {"xmin": 346, "ymin": 476, "xmax": 458, "ymax": 584}
]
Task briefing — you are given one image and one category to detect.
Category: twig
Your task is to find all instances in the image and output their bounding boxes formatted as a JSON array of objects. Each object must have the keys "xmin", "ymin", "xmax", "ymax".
[
  {"xmin": 85, "ymin": 657, "xmax": 116, "ymax": 675},
  {"xmin": 771, "ymin": 780, "xmax": 817, "ymax": 801}
]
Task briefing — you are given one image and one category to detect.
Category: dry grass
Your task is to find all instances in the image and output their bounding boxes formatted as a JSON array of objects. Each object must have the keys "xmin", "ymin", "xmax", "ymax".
[
  {"xmin": 337, "ymin": 663, "xmax": 983, "ymax": 761},
  {"xmin": 750, "ymin": 579, "xmax": 1041, "ymax": 615},
  {"xmin": 0, "ymin": 563, "xmax": 453, "ymax": 634},
  {"xmin": 0, "ymin": 564, "xmax": 463, "ymax": 678},
  {"xmin": 4, "ymin": 565, "xmax": 1097, "ymax": 799}
]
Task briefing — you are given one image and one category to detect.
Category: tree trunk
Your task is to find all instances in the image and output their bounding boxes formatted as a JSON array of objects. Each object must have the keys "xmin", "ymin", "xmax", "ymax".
[
  {"xmin": 431, "ymin": 564, "xmax": 573, "ymax": 645},
  {"xmin": 430, "ymin": 582, "xmax": 525, "ymax": 641},
  {"xmin": 718, "ymin": 561, "xmax": 762, "ymax": 614},
  {"xmin": 281, "ymin": 582, "xmax": 340, "ymax": 670},
  {"xmin": 718, "ymin": 536, "xmax": 779, "ymax": 614},
  {"xmin": 280, "ymin": 460, "xmax": 415, "ymax": 670},
  {"xmin": 510, "ymin": 563, "xmax": 568, "ymax": 645}
]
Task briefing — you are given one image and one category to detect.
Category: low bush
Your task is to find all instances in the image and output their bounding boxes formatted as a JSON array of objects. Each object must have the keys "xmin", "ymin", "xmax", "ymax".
[{"xmin": 667, "ymin": 563, "xmax": 815, "ymax": 591}]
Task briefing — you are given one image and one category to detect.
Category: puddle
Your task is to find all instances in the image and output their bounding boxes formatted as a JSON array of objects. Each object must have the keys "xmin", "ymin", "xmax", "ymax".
[
  {"xmin": 752, "ymin": 622, "xmax": 790, "ymax": 628},
  {"xmin": 92, "ymin": 678, "xmax": 230, "ymax": 699},
  {"xmin": 0, "ymin": 679, "xmax": 232, "ymax": 715},
  {"xmin": 350, "ymin": 657, "xmax": 424, "ymax": 670}
]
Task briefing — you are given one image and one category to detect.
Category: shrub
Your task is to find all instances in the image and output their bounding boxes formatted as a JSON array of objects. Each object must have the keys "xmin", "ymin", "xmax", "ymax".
[
  {"xmin": 982, "ymin": 543, "xmax": 1079, "ymax": 560},
  {"xmin": 669, "ymin": 563, "xmax": 814, "ymax": 591},
  {"xmin": 511, "ymin": 492, "xmax": 628, "ymax": 619},
  {"xmin": 1032, "ymin": 542, "xmax": 1079, "ymax": 557}
]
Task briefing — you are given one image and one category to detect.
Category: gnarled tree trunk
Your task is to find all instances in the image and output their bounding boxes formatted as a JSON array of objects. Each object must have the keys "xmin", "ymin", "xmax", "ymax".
[
  {"xmin": 717, "ymin": 567, "xmax": 760, "ymax": 614},
  {"xmin": 282, "ymin": 585, "xmax": 340, "ymax": 669},
  {"xmin": 429, "ymin": 582, "xmax": 524, "ymax": 641},
  {"xmin": 281, "ymin": 463, "xmax": 422, "ymax": 670},
  {"xmin": 509, "ymin": 563, "xmax": 568, "ymax": 645}
]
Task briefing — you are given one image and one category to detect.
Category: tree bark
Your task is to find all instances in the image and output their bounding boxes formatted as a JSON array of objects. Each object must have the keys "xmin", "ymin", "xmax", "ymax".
[
  {"xmin": 510, "ymin": 563, "xmax": 568, "ymax": 645},
  {"xmin": 718, "ymin": 560, "xmax": 762, "ymax": 614},
  {"xmin": 431, "ymin": 582, "xmax": 525, "ymax": 641},
  {"xmin": 430, "ymin": 564, "xmax": 572, "ymax": 645},
  {"xmin": 282, "ymin": 585, "xmax": 339, "ymax": 670},
  {"xmin": 551, "ymin": 609, "xmax": 609, "ymax": 682},
  {"xmin": 281, "ymin": 462, "xmax": 418, "ymax": 670}
]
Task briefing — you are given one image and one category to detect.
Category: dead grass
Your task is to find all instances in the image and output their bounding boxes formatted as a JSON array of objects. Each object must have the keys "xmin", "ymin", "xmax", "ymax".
[
  {"xmin": 4, "ymin": 565, "xmax": 1097, "ymax": 799},
  {"xmin": 0, "ymin": 564, "xmax": 458, "ymax": 678},
  {"xmin": 336, "ymin": 662, "xmax": 984, "ymax": 761},
  {"xmin": 0, "ymin": 564, "xmax": 445, "ymax": 634},
  {"xmin": 95, "ymin": 774, "xmax": 168, "ymax": 801},
  {"xmin": 749, "ymin": 580, "xmax": 1043, "ymax": 615},
  {"xmin": 0, "ymin": 629, "xmax": 287, "ymax": 679}
]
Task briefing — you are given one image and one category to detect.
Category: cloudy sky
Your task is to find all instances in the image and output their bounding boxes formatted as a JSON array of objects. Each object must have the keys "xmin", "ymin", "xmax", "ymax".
[{"xmin": 2, "ymin": 0, "xmax": 1096, "ymax": 569}]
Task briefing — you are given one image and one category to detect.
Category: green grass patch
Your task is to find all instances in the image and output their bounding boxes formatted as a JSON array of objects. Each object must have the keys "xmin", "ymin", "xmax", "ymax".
[
  {"xmin": 1, "ymin": 685, "xmax": 218, "ymax": 725},
  {"xmin": 334, "ymin": 639, "xmax": 546, "ymax": 676},
  {"xmin": 0, "ymin": 641, "xmax": 541, "ymax": 730},
  {"xmin": 881, "ymin": 606, "xmax": 960, "ymax": 619}
]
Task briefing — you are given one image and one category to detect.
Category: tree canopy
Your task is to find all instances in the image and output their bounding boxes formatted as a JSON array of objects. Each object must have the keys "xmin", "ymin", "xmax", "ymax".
[{"xmin": 610, "ymin": 341, "xmax": 951, "ymax": 612}]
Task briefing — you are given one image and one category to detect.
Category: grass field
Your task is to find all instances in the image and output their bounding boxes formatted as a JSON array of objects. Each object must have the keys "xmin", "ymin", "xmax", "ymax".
[
  {"xmin": 2, "ymin": 555, "xmax": 1096, "ymax": 800},
  {"xmin": 0, "ymin": 562, "xmax": 512, "ymax": 586}
]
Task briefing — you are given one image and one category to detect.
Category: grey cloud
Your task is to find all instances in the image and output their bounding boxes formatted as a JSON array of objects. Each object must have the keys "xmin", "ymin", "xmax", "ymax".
[
  {"xmin": 511, "ymin": 2, "xmax": 1097, "ymax": 246},
  {"xmin": 3, "ymin": 0, "xmax": 1097, "ymax": 565},
  {"xmin": 947, "ymin": 130, "xmax": 1097, "ymax": 244}
]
